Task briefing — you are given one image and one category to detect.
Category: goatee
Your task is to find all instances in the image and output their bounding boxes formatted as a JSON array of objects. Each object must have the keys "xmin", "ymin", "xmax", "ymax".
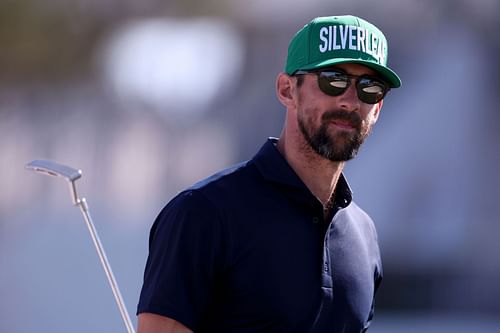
[{"xmin": 298, "ymin": 110, "xmax": 371, "ymax": 162}]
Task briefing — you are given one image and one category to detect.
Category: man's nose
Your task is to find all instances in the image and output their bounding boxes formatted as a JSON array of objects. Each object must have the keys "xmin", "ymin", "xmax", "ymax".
[{"xmin": 337, "ymin": 83, "xmax": 360, "ymax": 112}]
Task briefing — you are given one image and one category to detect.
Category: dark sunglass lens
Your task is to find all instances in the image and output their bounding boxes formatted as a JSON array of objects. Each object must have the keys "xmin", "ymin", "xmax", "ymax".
[
  {"xmin": 357, "ymin": 78, "xmax": 387, "ymax": 104},
  {"xmin": 361, "ymin": 84, "xmax": 384, "ymax": 94},
  {"xmin": 329, "ymin": 80, "xmax": 349, "ymax": 89},
  {"xmin": 318, "ymin": 72, "xmax": 349, "ymax": 96}
]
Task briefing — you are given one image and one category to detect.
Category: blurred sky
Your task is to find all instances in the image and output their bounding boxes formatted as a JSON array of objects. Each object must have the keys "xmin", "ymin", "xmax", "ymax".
[{"xmin": 1, "ymin": 0, "xmax": 500, "ymax": 332}]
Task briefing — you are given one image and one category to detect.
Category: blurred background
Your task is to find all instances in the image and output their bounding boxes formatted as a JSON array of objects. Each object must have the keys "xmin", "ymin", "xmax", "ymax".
[{"xmin": 1, "ymin": 0, "xmax": 499, "ymax": 332}]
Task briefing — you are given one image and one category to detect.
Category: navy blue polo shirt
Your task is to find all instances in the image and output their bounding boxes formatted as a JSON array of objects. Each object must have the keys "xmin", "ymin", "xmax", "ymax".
[{"xmin": 138, "ymin": 138, "xmax": 382, "ymax": 333}]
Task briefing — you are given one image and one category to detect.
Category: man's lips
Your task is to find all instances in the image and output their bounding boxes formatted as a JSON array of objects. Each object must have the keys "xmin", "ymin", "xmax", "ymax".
[
  {"xmin": 322, "ymin": 110, "xmax": 361, "ymax": 131},
  {"xmin": 329, "ymin": 119, "xmax": 357, "ymax": 130}
]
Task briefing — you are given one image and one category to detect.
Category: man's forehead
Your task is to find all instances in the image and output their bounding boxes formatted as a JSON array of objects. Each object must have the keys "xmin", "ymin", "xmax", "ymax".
[{"xmin": 322, "ymin": 63, "xmax": 378, "ymax": 76}]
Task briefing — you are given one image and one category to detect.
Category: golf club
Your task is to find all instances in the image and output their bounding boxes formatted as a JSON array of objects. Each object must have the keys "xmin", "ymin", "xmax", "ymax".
[{"xmin": 25, "ymin": 159, "xmax": 136, "ymax": 333}]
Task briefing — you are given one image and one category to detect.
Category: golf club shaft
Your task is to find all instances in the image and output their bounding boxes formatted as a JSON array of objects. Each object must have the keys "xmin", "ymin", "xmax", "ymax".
[
  {"xmin": 26, "ymin": 160, "xmax": 136, "ymax": 332},
  {"xmin": 78, "ymin": 198, "xmax": 136, "ymax": 333}
]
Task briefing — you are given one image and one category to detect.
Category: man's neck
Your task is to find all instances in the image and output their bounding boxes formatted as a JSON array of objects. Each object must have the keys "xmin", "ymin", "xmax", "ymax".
[{"xmin": 276, "ymin": 133, "xmax": 345, "ymax": 206}]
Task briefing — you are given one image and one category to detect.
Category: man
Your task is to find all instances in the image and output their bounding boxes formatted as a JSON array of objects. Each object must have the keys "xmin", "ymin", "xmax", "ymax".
[{"xmin": 137, "ymin": 15, "xmax": 401, "ymax": 333}]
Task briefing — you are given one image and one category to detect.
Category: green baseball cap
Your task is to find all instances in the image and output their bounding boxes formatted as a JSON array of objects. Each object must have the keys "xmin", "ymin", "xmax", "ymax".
[{"xmin": 285, "ymin": 15, "xmax": 401, "ymax": 88}]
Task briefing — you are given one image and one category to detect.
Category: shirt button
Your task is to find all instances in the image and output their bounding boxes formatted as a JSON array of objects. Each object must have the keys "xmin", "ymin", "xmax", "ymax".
[
  {"xmin": 312, "ymin": 217, "xmax": 319, "ymax": 224},
  {"xmin": 324, "ymin": 263, "xmax": 329, "ymax": 272}
]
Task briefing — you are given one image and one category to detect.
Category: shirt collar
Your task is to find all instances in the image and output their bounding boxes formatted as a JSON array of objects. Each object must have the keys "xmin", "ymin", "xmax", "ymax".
[{"xmin": 252, "ymin": 137, "xmax": 352, "ymax": 208}]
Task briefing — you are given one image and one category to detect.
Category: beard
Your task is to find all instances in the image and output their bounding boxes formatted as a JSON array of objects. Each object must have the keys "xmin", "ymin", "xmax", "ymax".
[{"xmin": 298, "ymin": 109, "xmax": 373, "ymax": 162}]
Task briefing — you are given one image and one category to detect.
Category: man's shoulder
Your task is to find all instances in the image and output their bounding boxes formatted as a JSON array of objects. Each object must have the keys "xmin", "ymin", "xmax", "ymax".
[
  {"xmin": 189, "ymin": 160, "xmax": 255, "ymax": 191},
  {"xmin": 344, "ymin": 201, "xmax": 372, "ymax": 220},
  {"xmin": 170, "ymin": 160, "xmax": 260, "ymax": 209},
  {"xmin": 340, "ymin": 201, "xmax": 379, "ymax": 240},
  {"xmin": 151, "ymin": 159, "xmax": 262, "ymax": 238},
  {"xmin": 150, "ymin": 163, "xmax": 257, "ymax": 238}
]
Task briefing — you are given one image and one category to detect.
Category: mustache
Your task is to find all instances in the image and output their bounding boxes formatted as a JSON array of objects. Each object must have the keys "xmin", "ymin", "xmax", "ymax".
[{"xmin": 322, "ymin": 110, "xmax": 362, "ymax": 129}]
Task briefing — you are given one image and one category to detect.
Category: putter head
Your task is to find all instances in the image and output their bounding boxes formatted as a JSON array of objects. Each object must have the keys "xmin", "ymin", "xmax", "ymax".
[
  {"xmin": 25, "ymin": 160, "xmax": 82, "ymax": 182},
  {"xmin": 25, "ymin": 159, "xmax": 83, "ymax": 205}
]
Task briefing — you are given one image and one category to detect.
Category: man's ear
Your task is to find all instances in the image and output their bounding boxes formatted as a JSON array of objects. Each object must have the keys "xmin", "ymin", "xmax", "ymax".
[{"xmin": 276, "ymin": 72, "xmax": 297, "ymax": 109}]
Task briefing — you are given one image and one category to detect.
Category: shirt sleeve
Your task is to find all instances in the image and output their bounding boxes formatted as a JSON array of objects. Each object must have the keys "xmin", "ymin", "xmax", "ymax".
[
  {"xmin": 362, "ymin": 265, "xmax": 383, "ymax": 332},
  {"xmin": 137, "ymin": 189, "xmax": 227, "ymax": 330}
]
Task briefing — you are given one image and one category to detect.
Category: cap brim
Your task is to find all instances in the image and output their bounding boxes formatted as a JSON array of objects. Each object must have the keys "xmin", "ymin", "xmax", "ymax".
[{"xmin": 300, "ymin": 58, "xmax": 402, "ymax": 88}]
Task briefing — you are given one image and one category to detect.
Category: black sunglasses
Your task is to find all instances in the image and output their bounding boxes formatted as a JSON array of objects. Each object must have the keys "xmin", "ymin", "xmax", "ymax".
[{"xmin": 294, "ymin": 69, "xmax": 390, "ymax": 104}]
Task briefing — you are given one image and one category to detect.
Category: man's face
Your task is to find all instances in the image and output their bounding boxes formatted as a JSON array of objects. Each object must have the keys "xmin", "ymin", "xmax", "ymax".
[{"xmin": 295, "ymin": 63, "xmax": 383, "ymax": 162}]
